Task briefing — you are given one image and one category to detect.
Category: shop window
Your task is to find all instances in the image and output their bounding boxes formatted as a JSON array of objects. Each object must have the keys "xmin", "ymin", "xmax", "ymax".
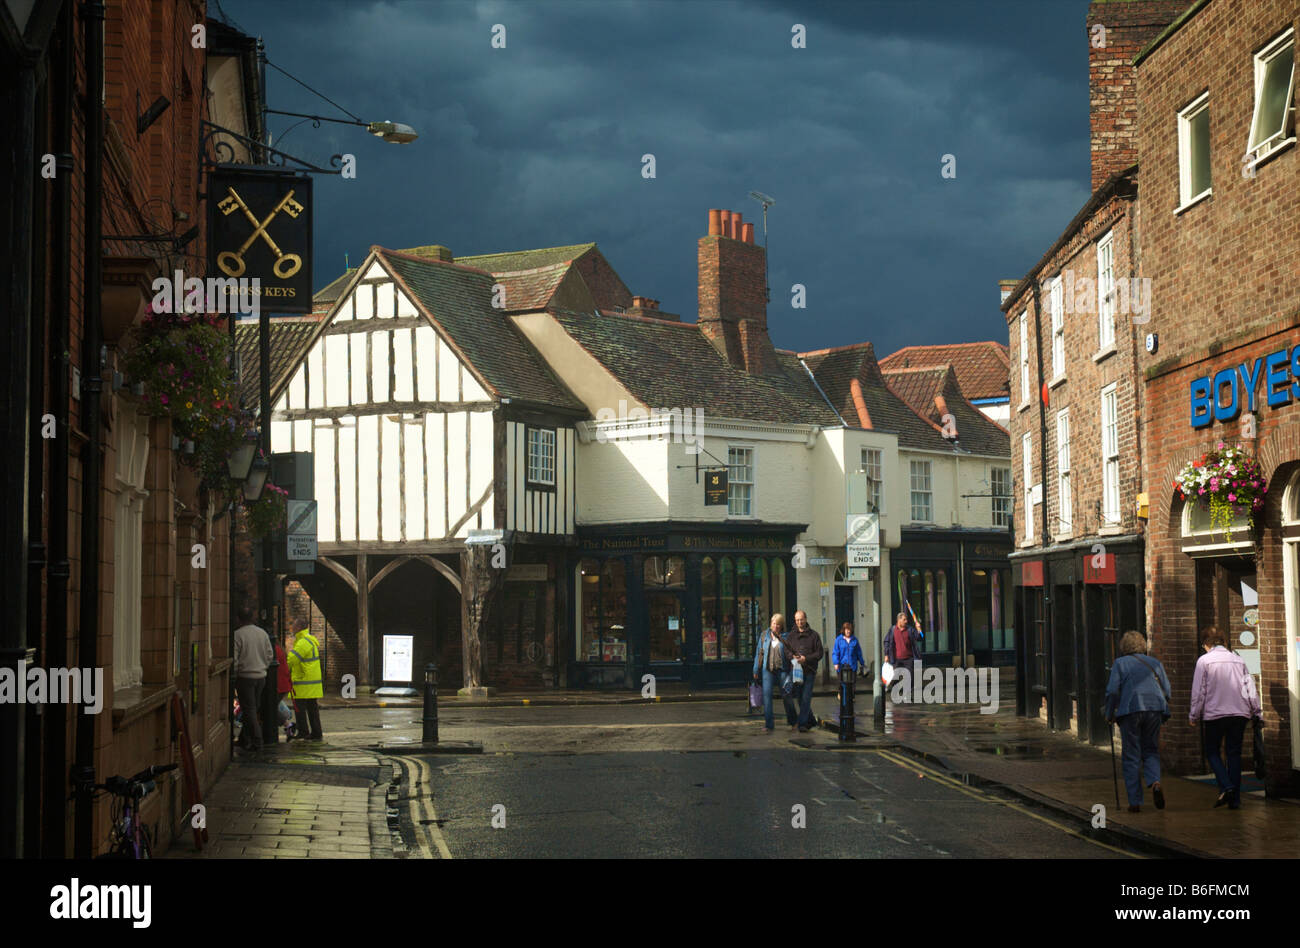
[
  {"xmin": 702, "ymin": 557, "xmax": 719, "ymax": 661},
  {"xmin": 768, "ymin": 558, "xmax": 786, "ymax": 619},
  {"xmin": 935, "ymin": 569, "xmax": 950, "ymax": 652},
  {"xmin": 644, "ymin": 555, "xmax": 686, "ymax": 589},
  {"xmin": 736, "ymin": 557, "xmax": 760, "ymax": 661},
  {"xmin": 719, "ymin": 557, "xmax": 737, "ymax": 662},
  {"xmin": 925, "ymin": 571, "xmax": 937, "ymax": 648},
  {"xmin": 992, "ymin": 569, "xmax": 1013, "ymax": 650},
  {"xmin": 971, "ymin": 569, "xmax": 991, "ymax": 654},
  {"xmin": 576, "ymin": 558, "xmax": 628, "ymax": 663}
]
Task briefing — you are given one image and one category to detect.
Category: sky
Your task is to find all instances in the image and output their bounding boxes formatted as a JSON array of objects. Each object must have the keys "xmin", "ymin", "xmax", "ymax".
[{"xmin": 214, "ymin": 0, "xmax": 1094, "ymax": 357}]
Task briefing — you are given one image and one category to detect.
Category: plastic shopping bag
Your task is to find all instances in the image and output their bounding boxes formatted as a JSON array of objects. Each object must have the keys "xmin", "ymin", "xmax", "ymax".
[
  {"xmin": 749, "ymin": 683, "xmax": 763, "ymax": 708},
  {"xmin": 792, "ymin": 659, "xmax": 804, "ymax": 684},
  {"xmin": 881, "ymin": 661, "xmax": 894, "ymax": 687}
]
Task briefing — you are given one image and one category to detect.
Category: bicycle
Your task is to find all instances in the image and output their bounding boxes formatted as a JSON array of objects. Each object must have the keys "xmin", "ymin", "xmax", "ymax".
[{"xmin": 92, "ymin": 763, "xmax": 178, "ymax": 859}]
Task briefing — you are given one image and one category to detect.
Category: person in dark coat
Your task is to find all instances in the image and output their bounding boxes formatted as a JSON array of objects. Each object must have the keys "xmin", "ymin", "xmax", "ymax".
[
  {"xmin": 785, "ymin": 611, "xmax": 825, "ymax": 732},
  {"xmin": 883, "ymin": 612, "xmax": 923, "ymax": 681}
]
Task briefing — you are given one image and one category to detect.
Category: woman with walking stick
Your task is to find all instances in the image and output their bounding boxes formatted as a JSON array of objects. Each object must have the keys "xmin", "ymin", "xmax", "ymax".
[{"xmin": 1105, "ymin": 631, "xmax": 1171, "ymax": 813}]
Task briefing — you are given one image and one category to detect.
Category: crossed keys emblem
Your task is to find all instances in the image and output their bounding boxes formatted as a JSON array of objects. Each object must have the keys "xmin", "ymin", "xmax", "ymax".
[{"xmin": 216, "ymin": 186, "xmax": 304, "ymax": 279}]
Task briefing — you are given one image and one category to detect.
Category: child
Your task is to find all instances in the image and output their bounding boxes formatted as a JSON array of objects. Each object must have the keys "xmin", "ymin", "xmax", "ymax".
[{"xmin": 831, "ymin": 622, "xmax": 866, "ymax": 742}]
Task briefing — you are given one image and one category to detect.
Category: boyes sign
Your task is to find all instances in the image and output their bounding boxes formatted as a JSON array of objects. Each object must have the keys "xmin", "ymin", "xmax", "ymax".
[
  {"xmin": 1190, "ymin": 344, "xmax": 1300, "ymax": 429},
  {"xmin": 208, "ymin": 167, "xmax": 313, "ymax": 313}
]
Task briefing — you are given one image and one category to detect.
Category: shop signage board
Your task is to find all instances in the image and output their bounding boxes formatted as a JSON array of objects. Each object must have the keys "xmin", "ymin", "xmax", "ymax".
[
  {"xmin": 382, "ymin": 635, "xmax": 414, "ymax": 683},
  {"xmin": 286, "ymin": 499, "xmax": 317, "ymax": 561},
  {"xmin": 1190, "ymin": 344, "xmax": 1300, "ymax": 428},
  {"xmin": 704, "ymin": 469, "xmax": 728, "ymax": 505},
  {"xmin": 208, "ymin": 167, "xmax": 313, "ymax": 313}
]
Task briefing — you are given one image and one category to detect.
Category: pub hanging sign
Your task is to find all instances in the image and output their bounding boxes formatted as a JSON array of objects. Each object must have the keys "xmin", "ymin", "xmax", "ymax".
[
  {"xmin": 208, "ymin": 167, "xmax": 313, "ymax": 313},
  {"xmin": 704, "ymin": 468, "xmax": 728, "ymax": 506}
]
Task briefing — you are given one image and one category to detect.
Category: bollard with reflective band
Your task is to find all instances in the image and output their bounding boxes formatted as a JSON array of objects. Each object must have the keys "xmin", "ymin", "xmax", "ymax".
[{"xmin": 422, "ymin": 662, "xmax": 439, "ymax": 744}]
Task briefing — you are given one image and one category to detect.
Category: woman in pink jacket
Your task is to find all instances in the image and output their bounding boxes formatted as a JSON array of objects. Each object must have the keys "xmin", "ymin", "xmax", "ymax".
[{"xmin": 1189, "ymin": 625, "xmax": 1262, "ymax": 810}]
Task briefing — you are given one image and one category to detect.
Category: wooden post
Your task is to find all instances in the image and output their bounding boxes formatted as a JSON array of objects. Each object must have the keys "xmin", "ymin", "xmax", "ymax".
[{"xmin": 357, "ymin": 553, "xmax": 370, "ymax": 688}]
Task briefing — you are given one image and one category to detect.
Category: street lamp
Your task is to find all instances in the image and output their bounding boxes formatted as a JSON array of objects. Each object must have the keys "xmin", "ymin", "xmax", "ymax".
[
  {"xmin": 242, "ymin": 454, "xmax": 270, "ymax": 502},
  {"xmin": 366, "ymin": 121, "xmax": 418, "ymax": 144},
  {"xmin": 227, "ymin": 439, "xmax": 258, "ymax": 482}
]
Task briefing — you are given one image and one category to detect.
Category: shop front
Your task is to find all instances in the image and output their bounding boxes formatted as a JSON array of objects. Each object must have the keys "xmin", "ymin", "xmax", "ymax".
[
  {"xmin": 1145, "ymin": 326, "xmax": 1300, "ymax": 784},
  {"xmin": 569, "ymin": 524, "xmax": 803, "ymax": 689},
  {"xmin": 892, "ymin": 530, "xmax": 1013, "ymax": 669}
]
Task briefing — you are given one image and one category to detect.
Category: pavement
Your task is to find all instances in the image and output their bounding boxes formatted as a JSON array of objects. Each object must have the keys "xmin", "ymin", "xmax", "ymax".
[
  {"xmin": 168, "ymin": 671, "xmax": 1300, "ymax": 859},
  {"xmin": 815, "ymin": 673, "xmax": 1300, "ymax": 860}
]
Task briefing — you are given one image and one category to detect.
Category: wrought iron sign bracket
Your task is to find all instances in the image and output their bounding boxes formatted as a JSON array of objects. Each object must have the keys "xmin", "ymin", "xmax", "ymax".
[{"xmin": 200, "ymin": 119, "xmax": 344, "ymax": 179}]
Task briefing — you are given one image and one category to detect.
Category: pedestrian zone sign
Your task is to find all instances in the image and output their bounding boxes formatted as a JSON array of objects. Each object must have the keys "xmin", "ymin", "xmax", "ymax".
[{"xmin": 287, "ymin": 499, "xmax": 317, "ymax": 561}]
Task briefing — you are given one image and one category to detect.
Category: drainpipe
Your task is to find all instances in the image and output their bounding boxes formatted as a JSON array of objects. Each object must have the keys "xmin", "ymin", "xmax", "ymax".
[
  {"xmin": 44, "ymin": 0, "xmax": 74, "ymax": 858},
  {"xmin": 74, "ymin": 0, "xmax": 106, "ymax": 859}
]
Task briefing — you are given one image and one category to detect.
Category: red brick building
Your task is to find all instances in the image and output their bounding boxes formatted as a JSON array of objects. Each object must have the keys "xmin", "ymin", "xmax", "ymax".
[
  {"xmin": 1, "ymin": 1, "xmax": 267, "ymax": 856},
  {"xmin": 1135, "ymin": 0, "xmax": 1300, "ymax": 787},
  {"xmin": 1001, "ymin": 1, "xmax": 1184, "ymax": 743}
]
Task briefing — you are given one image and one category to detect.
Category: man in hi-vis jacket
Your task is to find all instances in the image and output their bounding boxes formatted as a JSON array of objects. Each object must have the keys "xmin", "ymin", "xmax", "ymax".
[{"xmin": 287, "ymin": 626, "xmax": 325, "ymax": 742}]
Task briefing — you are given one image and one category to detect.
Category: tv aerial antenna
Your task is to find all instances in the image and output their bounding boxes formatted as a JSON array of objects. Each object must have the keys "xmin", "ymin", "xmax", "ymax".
[{"xmin": 749, "ymin": 190, "xmax": 775, "ymax": 302}]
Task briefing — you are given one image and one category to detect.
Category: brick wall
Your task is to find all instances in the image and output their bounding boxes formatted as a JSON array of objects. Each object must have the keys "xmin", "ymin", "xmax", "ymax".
[
  {"xmin": 1086, "ymin": 0, "xmax": 1188, "ymax": 191},
  {"xmin": 1137, "ymin": 0, "xmax": 1300, "ymax": 780},
  {"xmin": 1005, "ymin": 188, "xmax": 1147, "ymax": 555}
]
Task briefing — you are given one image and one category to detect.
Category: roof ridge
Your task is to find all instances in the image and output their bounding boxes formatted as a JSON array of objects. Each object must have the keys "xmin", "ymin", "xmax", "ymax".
[
  {"xmin": 796, "ymin": 341, "xmax": 875, "ymax": 359},
  {"xmin": 553, "ymin": 307, "xmax": 700, "ymax": 330},
  {"xmin": 493, "ymin": 261, "xmax": 577, "ymax": 277},
  {"xmin": 458, "ymin": 242, "xmax": 596, "ymax": 261},
  {"xmin": 378, "ymin": 246, "xmax": 494, "ymax": 276}
]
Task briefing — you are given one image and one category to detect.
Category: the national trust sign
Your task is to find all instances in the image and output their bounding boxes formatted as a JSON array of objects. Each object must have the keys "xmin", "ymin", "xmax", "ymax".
[
  {"xmin": 1190, "ymin": 343, "xmax": 1300, "ymax": 427},
  {"xmin": 207, "ymin": 166, "xmax": 313, "ymax": 314}
]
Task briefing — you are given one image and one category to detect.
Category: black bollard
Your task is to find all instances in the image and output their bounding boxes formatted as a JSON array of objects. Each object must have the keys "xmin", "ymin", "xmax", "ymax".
[
  {"xmin": 840, "ymin": 667, "xmax": 857, "ymax": 743},
  {"xmin": 422, "ymin": 662, "xmax": 439, "ymax": 744}
]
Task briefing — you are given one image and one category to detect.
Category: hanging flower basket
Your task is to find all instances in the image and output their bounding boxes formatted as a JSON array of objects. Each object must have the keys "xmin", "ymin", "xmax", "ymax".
[
  {"xmin": 123, "ymin": 305, "xmax": 254, "ymax": 503},
  {"xmin": 1173, "ymin": 442, "xmax": 1267, "ymax": 542},
  {"xmin": 245, "ymin": 482, "xmax": 289, "ymax": 539}
]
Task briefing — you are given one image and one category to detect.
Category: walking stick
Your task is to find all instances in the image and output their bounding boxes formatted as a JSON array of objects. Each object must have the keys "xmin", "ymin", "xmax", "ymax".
[{"xmin": 1109, "ymin": 722, "xmax": 1120, "ymax": 809}]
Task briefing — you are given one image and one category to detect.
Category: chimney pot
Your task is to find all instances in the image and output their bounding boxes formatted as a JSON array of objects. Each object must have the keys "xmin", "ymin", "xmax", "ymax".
[
  {"xmin": 708, "ymin": 209, "xmax": 722, "ymax": 236},
  {"xmin": 720, "ymin": 210, "xmax": 733, "ymax": 237},
  {"xmin": 741, "ymin": 222, "xmax": 754, "ymax": 244},
  {"xmin": 731, "ymin": 211, "xmax": 743, "ymax": 240}
]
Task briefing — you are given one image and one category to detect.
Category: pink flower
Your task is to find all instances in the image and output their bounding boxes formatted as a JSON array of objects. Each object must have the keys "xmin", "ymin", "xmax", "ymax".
[
  {"xmin": 160, "ymin": 394, "xmax": 169, "ymax": 405},
  {"xmin": 1228, "ymin": 493, "xmax": 1237, "ymax": 502}
]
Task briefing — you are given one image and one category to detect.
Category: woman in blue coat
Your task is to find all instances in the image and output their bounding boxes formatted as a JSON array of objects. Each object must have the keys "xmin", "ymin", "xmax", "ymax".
[
  {"xmin": 752, "ymin": 614, "xmax": 796, "ymax": 732},
  {"xmin": 1105, "ymin": 631, "xmax": 1171, "ymax": 813}
]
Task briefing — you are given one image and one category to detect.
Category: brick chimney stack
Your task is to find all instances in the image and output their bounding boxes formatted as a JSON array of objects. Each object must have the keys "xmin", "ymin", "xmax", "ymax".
[
  {"xmin": 698, "ymin": 207, "xmax": 774, "ymax": 374},
  {"xmin": 1087, "ymin": 0, "xmax": 1186, "ymax": 191}
]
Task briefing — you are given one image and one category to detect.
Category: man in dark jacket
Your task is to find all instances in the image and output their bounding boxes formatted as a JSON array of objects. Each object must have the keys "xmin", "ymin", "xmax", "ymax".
[
  {"xmin": 883, "ymin": 612, "xmax": 923, "ymax": 674},
  {"xmin": 785, "ymin": 610, "xmax": 825, "ymax": 732}
]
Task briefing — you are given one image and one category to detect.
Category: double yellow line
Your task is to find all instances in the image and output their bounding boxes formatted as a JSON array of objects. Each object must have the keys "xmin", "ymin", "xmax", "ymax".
[
  {"xmin": 392, "ymin": 756, "xmax": 452, "ymax": 859},
  {"xmin": 874, "ymin": 748, "xmax": 1140, "ymax": 858}
]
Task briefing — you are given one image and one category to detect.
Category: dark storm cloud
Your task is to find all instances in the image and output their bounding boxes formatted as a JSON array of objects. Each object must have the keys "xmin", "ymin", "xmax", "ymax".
[{"xmin": 216, "ymin": 0, "xmax": 1090, "ymax": 354}]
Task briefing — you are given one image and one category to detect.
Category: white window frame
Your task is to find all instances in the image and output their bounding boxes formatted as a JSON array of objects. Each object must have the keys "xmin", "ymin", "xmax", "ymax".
[
  {"xmin": 1101, "ymin": 384, "xmax": 1120, "ymax": 525},
  {"xmin": 1049, "ymin": 276, "xmax": 1065, "ymax": 379},
  {"xmin": 526, "ymin": 426, "xmax": 556, "ymax": 486},
  {"xmin": 112, "ymin": 403, "xmax": 150, "ymax": 691},
  {"xmin": 1056, "ymin": 408, "xmax": 1071, "ymax": 536},
  {"xmin": 1248, "ymin": 29, "xmax": 1296, "ymax": 163},
  {"xmin": 1022, "ymin": 433, "xmax": 1034, "ymax": 541},
  {"xmin": 909, "ymin": 459, "xmax": 933, "ymax": 523},
  {"xmin": 1019, "ymin": 312, "xmax": 1030, "ymax": 407},
  {"xmin": 1177, "ymin": 91, "xmax": 1212, "ymax": 209},
  {"xmin": 727, "ymin": 445, "xmax": 754, "ymax": 517},
  {"xmin": 861, "ymin": 446, "xmax": 883, "ymax": 514},
  {"xmin": 991, "ymin": 466, "xmax": 1011, "ymax": 527},
  {"xmin": 1097, "ymin": 232, "xmax": 1115, "ymax": 350}
]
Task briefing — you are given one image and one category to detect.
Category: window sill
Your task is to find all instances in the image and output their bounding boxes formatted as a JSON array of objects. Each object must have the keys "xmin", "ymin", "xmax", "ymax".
[
  {"xmin": 1054, "ymin": 532, "xmax": 1073, "ymax": 543},
  {"xmin": 111, "ymin": 681, "xmax": 177, "ymax": 731},
  {"xmin": 1247, "ymin": 135, "xmax": 1296, "ymax": 173},
  {"xmin": 1018, "ymin": 539, "xmax": 1036, "ymax": 549},
  {"xmin": 1174, "ymin": 189, "xmax": 1212, "ymax": 215},
  {"xmin": 1092, "ymin": 345, "xmax": 1117, "ymax": 364},
  {"xmin": 1098, "ymin": 525, "xmax": 1123, "ymax": 536},
  {"xmin": 1048, "ymin": 374, "xmax": 1067, "ymax": 390},
  {"xmin": 1018, "ymin": 401, "xmax": 1031, "ymax": 413}
]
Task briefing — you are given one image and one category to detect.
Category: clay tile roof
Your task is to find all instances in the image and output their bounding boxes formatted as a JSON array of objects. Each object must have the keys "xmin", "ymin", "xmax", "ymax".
[
  {"xmin": 881, "ymin": 363, "xmax": 1010, "ymax": 457},
  {"xmin": 313, "ymin": 268, "xmax": 357, "ymax": 305},
  {"xmin": 547, "ymin": 308, "xmax": 842, "ymax": 426},
  {"xmin": 379, "ymin": 250, "xmax": 585, "ymax": 411},
  {"xmin": 492, "ymin": 262, "xmax": 573, "ymax": 313},
  {"xmin": 798, "ymin": 343, "xmax": 937, "ymax": 447},
  {"xmin": 878, "ymin": 341, "xmax": 1010, "ymax": 402},
  {"xmin": 456, "ymin": 243, "xmax": 595, "ymax": 274},
  {"xmin": 233, "ymin": 316, "xmax": 322, "ymax": 411}
]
